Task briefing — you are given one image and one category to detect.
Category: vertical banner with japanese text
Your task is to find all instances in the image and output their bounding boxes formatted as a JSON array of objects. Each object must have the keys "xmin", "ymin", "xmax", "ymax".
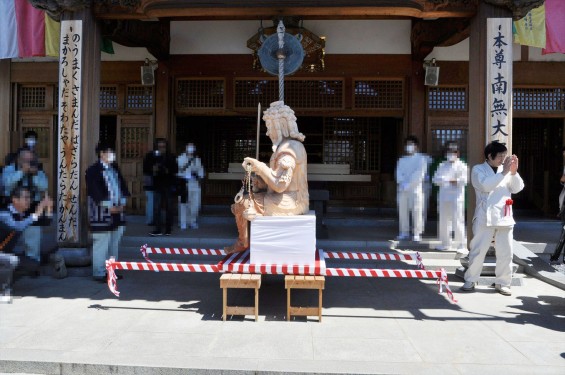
[
  {"xmin": 486, "ymin": 18, "xmax": 513, "ymax": 152},
  {"xmin": 57, "ymin": 20, "xmax": 82, "ymax": 243}
]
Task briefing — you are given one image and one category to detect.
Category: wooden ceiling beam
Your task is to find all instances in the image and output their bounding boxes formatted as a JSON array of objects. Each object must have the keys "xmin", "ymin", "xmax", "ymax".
[
  {"xmin": 93, "ymin": 1, "xmax": 478, "ymax": 20},
  {"xmin": 411, "ymin": 17, "xmax": 471, "ymax": 61}
]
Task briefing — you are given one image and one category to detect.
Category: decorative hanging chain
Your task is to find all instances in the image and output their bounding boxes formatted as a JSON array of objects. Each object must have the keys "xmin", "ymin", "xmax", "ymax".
[{"xmin": 277, "ymin": 20, "xmax": 285, "ymax": 102}]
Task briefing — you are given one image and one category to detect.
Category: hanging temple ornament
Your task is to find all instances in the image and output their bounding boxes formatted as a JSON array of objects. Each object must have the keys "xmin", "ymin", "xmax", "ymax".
[{"xmin": 247, "ymin": 17, "xmax": 326, "ymax": 73}]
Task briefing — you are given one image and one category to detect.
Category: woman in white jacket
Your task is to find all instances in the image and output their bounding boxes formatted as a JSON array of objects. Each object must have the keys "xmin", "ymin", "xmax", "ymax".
[{"xmin": 461, "ymin": 141, "xmax": 524, "ymax": 296}]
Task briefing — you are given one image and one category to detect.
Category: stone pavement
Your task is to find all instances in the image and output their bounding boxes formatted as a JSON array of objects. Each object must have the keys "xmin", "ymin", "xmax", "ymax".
[{"xmin": 1, "ymin": 208, "xmax": 564, "ymax": 374}]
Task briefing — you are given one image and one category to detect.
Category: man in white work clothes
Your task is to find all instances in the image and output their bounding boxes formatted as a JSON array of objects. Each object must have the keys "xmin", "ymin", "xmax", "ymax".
[
  {"xmin": 395, "ymin": 135, "xmax": 428, "ymax": 242},
  {"xmin": 432, "ymin": 141, "xmax": 468, "ymax": 253},
  {"xmin": 177, "ymin": 143, "xmax": 205, "ymax": 229},
  {"xmin": 461, "ymin": 141, "xmax": 524, "ymax": 296}
]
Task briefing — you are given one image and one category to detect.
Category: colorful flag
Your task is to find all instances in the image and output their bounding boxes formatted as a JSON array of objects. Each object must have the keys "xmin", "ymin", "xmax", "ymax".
[
  {"xmin": 543, "ymin": 0, "xmax": 565, "ymax": 54},
  {"xmin": 14, "ymin": 0, "xmax": 45, "ymax": 57},
  {"xmin": 45, "ymin": 14, "xmax": 61, "ymax": 57},
  {"xmin": 513, "ymin": 4, "xmax": 546, "ymax": 49},
  {"xmin": 0, "ymin": 0, "xmax": 60, "ymax": 59}
]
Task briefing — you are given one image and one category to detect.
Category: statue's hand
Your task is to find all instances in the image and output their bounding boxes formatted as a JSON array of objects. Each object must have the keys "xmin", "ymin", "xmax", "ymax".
[{"xmin": 242, "ymin": 157, "xmax": 258, "ymax": 172}]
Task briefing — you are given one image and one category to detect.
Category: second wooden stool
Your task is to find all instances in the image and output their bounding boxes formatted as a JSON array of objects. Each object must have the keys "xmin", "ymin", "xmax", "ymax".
[
  {"xmin": 285, "ymin": 275, "xmax": 325, "ymax": 322},
  {"xmin": 220, "ymin": 273, "xmax": 261, "ymax": 321}
]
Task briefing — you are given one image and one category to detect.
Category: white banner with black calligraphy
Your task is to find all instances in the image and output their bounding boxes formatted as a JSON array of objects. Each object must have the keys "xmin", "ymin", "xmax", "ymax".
[
  {"xmin": 57, "ymin": 20, "xmax": 82, "ymax": 243},
  {"xmin": 486, "ymin": 18, "xmax": 513, "ymax": 152}
]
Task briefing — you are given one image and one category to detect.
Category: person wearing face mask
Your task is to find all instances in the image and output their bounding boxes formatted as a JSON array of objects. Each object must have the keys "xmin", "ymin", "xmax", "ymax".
[
  {"xmin": 395, "ymin": 135, "xmax": 428, "ymax": 242},
  {"xmin": 2, "ymin": 148, "xmax": 49, "ymax": 264},
  {"xmin": 4, "ymin": 130, "xmax": 41, "ymax": 168},
  {"xmin": 85, "ymin": 142, "xmax": 130, "ymax": 281},
  {"xmin": 460, "ymin": 141, "xmax": 524, "ymax": 296},
  {"xmin": 177, "ymin": 143, "xmax": 205, "ymax": 230},
  {"xmin": 147, "ymin": 138, "xmax": 178, "ymax": 236},
  {"xmin": 432, "ymin": 142, "xmax": 468, "ymax": 253}
]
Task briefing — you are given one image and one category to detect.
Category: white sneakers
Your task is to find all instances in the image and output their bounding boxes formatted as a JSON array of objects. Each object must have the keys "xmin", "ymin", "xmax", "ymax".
[
  {"xmin": 495, "ymin": 284, "xmax": 512, "ymax": 296},
  {"xmin": 396, "ymin": 233, "xmax": 410, "ymax": 241},
  {"xmin": 456, "ymin": 247, "xmax": 469, "ymax": 256},
  {"xmin": 0, "ymin": 288, "xmax": 12, "ymax": 304},
  {"xmin": 396, "ymin": 233, "xmax": 422, "ymax": 242},
  {"xmin": 460, "ymin": 282, "xmax": 512, "ymax": 296},
  {"xmin": 435, "ymin": 245, "xmax": 450, "ymax": 251}
]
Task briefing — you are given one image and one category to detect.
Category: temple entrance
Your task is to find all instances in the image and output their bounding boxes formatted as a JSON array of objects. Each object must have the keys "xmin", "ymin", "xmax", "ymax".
[
  {"xmin": 513, "ymin": 117, "xmax": 565, "ymax": 217},
  {"xmin": 176, "ymin": 115, "xmax": 401, "ymax": 207}
]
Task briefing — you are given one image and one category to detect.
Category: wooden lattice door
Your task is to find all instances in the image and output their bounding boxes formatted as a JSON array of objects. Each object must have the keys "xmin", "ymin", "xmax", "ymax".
[{"xmin": 116, "ymin": 115, "xmax": 152, "ymax": 214}]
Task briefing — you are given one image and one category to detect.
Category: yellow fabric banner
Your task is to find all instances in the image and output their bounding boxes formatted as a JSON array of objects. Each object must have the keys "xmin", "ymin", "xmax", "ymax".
[
  {"xmin": 45, "ymin": 14, "xmax": 60, "ymax": 57},
  {"xmin": 513, "ymin": 5, "xmax": 546, "ymax": 49}
]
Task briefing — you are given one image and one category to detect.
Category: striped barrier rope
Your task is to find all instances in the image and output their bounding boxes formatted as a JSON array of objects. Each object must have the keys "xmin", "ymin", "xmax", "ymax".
[
  {"xmin": 325, "ymin": 267, "xmax": 456, "ymax": 303},
  {"xmin": 140, "ymin": 244, "xmax": 226, "ymax": 262},
  {"xmin": 324, "ymin": 267, "xmax": 440, "ymax": 278},
  {"xmin": 105, "ymin": 257, "xmax": 220, "ymax": 297}
]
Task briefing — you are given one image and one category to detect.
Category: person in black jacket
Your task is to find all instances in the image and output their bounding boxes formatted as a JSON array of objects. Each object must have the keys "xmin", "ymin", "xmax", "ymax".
[
  {"xmin": 85, "ymin": 142, "xmax": 130, "ymax": 281},
  {"xmin": 145, "ymin": 138, "xmax": 177, "ymax": 236}
]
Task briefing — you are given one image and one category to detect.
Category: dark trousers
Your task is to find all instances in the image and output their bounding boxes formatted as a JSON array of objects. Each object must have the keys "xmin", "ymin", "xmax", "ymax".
[
  {"xmin": 153, "ymin": 189, "xmax": 175, "ymax": 233},
  {"xmin": 550, "ymin": 216, "xmax": 565, "ymax": 262}
]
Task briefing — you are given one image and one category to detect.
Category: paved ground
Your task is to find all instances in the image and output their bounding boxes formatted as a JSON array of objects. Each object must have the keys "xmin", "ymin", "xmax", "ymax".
[{"xmin": 1, "ymin": 209, "xmax": 564, "ymax": 374}]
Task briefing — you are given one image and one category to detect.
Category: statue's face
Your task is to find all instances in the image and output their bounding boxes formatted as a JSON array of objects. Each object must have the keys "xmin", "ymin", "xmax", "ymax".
[{"xmin": 265, "ymin": 118, "xmax": 280, "ymax": 145}]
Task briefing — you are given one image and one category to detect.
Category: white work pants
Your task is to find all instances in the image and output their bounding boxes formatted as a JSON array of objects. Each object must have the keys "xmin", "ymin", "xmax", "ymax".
[
  {"xmin": 438, "ymin": 199, "xmax": 466, "ymax": 248},
  {"xmin": 464, "ymin": 220, "xmax": 513, "ymax": 287},
  {"xmin": 397, "ymin": 189, "xmax": 423, "ymax": 236}
]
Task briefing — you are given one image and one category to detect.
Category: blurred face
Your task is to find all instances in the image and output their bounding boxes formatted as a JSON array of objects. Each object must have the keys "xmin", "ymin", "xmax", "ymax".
[
  {"xmin": 157, "ymin": 142, "xmax": 166, "ymax": 154},
  {"xmin": 12, "ymin": 190, "xmax": 32, "ymax": 213},
  {"xmin": 405, "ymin": 141, "xmax": 417, "ymax": 154},
  {"xmin": 100, "ymin": 149, "xmax": 115, "ymax": 164},
  {"xmin": 18, "ymin": 150, "xmax": 34, "ymax": 169},
  {"xmin": 487, "ymin": 151, "xmax": 507, "ymax": 168}
]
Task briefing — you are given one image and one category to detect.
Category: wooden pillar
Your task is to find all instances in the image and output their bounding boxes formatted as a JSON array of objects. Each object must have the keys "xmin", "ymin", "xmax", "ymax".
[
  {"xmin": 467, "ymin": 2, "xmax": 512, "ymax": 236},
  {"xmin": 154, "ymin": 60, "xmax": 170, "ymax": 141},
  {"xmin": 409, "ymin": 60, "xmax": 426, "ymax": 150},
  {"xmin": 59, "ymin": 9, "xmax": 100, "ymax": 247},
  {"xmin": 0, "ymin": 60, "xmax": 11, "ymax": 163}
]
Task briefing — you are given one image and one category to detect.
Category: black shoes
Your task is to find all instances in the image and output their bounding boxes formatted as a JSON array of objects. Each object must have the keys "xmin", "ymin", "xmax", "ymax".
[{"xmin": 150, "ymin": 231, "xmax": 162, "ymax": 236}]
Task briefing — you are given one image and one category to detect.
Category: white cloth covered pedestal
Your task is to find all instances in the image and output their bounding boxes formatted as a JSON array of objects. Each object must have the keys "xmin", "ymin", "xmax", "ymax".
[{"xmin": 250, "ymin": 212, "xmax": 316, "ymax": 265}]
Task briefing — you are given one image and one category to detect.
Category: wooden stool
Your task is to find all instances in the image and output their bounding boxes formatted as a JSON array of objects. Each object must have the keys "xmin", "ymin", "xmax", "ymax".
[
  {"xmin": 220, "ymin": 273, "xmax": 261, "ymax": 321},
  {"xmin": 285, "ymin": 275, "xmax": 325, "ymax": 322}
]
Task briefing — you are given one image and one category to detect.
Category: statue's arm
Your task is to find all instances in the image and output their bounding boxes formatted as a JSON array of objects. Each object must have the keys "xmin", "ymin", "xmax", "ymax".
[{"xmin": 243, "ymin": 154, "xmax": 295, "ymax": 193}]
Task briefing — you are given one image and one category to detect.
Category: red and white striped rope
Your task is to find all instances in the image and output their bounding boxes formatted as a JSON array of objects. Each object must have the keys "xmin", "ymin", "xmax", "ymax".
[
  {"xmin": 140, "ymin": 244, "xmax": 225, "ymax": 262},
  {"xmin": 437, "ymin": 268, "xmax": 457, "ymax": 303},
  {"xmin": 324, "ymin": 268, "xmax": 441, "ymax": 278},
  {"xmin": 322, "ymin": 251, "xmax": 419, "ymax": 261},
  {"xmin": 113, "ymin": 260, "xmax": 220, "ymax": 273}
]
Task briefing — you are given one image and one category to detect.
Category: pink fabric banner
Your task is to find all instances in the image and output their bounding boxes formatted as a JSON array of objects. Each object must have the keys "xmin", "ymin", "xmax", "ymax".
[
  {"xmin": 14, "ymin": 0, "xmax": 45, "ymax": 57},
  {"xmin": 543, "ymin": 0, "xmax": 565, "ymax": 54}
]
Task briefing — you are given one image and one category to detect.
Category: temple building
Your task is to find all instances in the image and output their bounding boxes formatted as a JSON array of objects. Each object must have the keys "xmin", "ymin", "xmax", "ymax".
[{"xmin": 0, "ymin": 0, "xmax": 564, "ymax": 246}]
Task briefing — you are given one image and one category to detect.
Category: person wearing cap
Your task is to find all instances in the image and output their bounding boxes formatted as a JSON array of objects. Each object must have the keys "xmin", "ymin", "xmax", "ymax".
[
  {"xmin": 460, "ymin": 141, "xmax": 524, "ymax": 296},
  {"xmin": 395, "ymin": 135, "xmax": 428, "ymax": 242},
  {"xmin": 85, "ymin": 141, "xmax": 130, "ymax": 281},
  {"xmin": 432, "ymin": 141, "xmax": 468, "ymax": 253}
]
